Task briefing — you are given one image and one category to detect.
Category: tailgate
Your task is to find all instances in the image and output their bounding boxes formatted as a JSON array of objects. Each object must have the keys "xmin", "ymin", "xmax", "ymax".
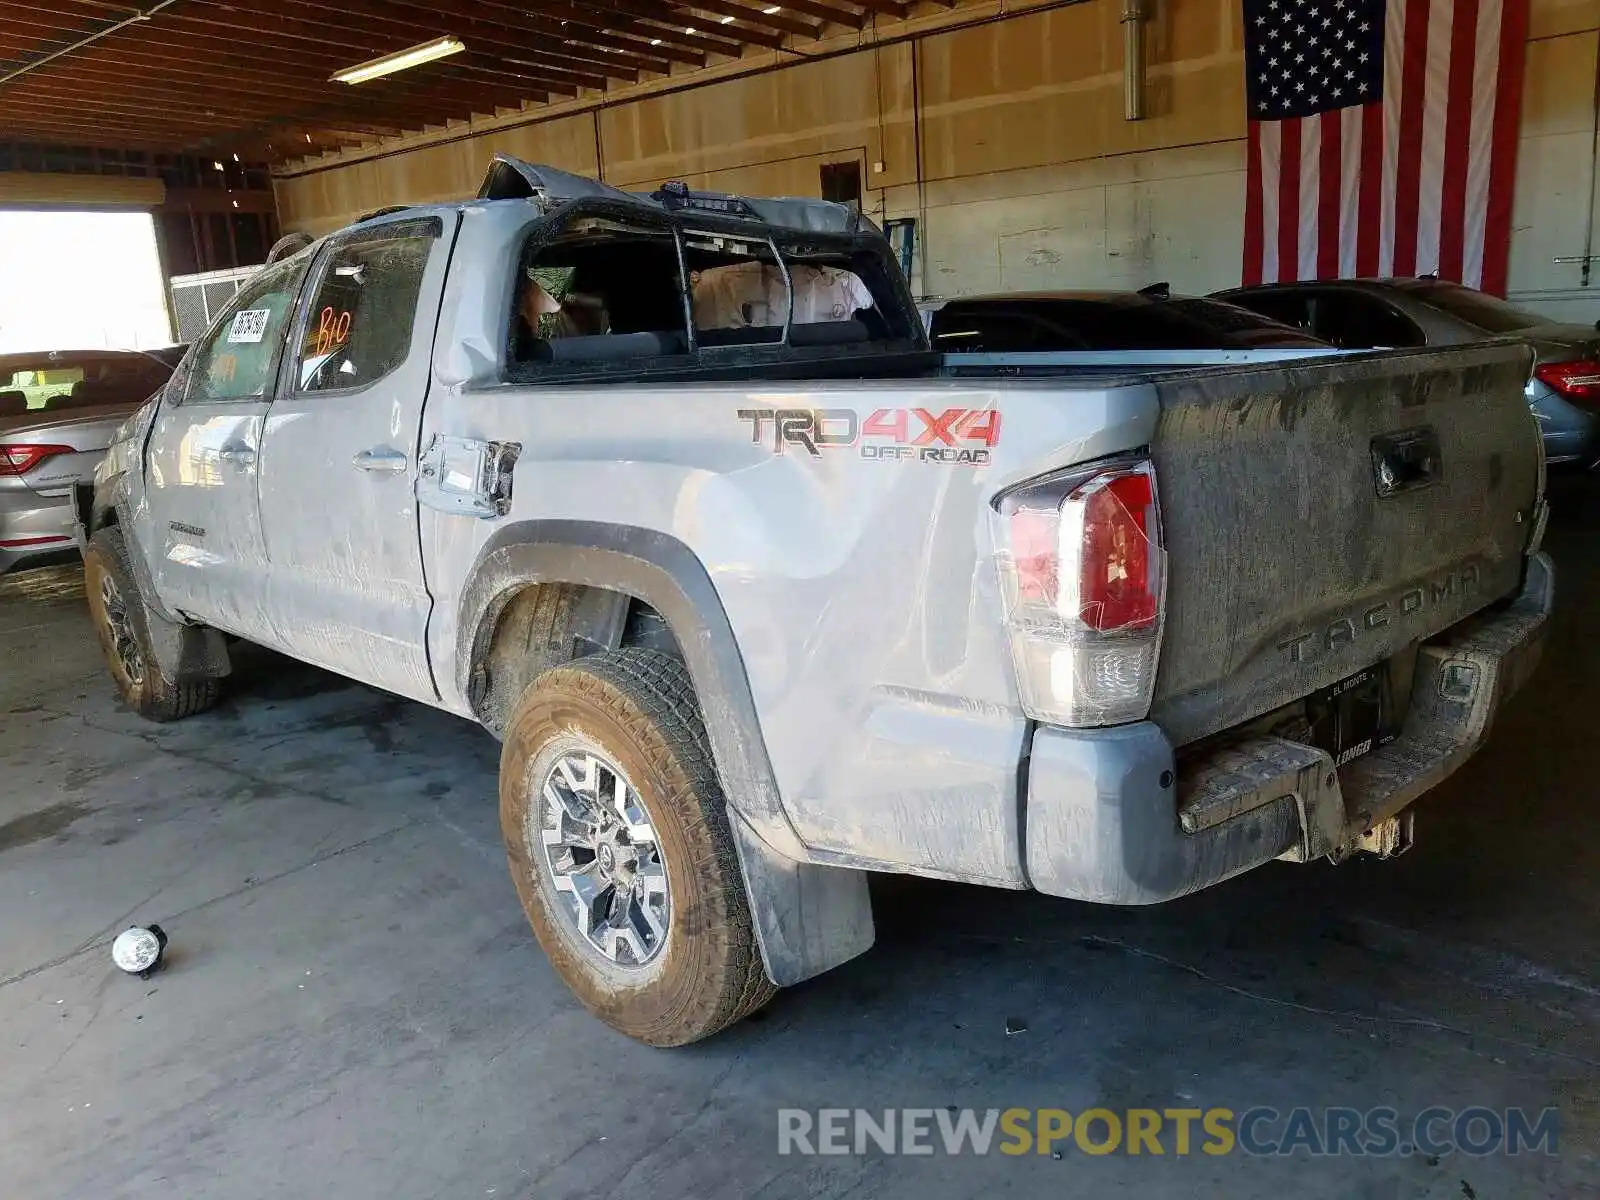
[{"xmin": 1149, "ymin": 341, "xmax": 1540, "ymax": 746}]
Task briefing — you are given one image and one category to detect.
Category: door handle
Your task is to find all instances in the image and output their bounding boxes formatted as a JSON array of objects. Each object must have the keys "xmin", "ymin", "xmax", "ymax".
[
  {"xmin": 1370, "ymin": 427, "xmax": 1441, "ymax": 498},
  {"xmin": 217, "ymin": 443, "xmax": 256, "ymax": 467},
  {"xmin": 352, "ymin": 446, "xmax": 409, "ymax": 474}
]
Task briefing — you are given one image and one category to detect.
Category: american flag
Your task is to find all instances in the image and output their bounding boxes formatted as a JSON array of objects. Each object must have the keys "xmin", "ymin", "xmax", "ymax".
[{"xmin": 1242, "ymin": 0, "xmax": 1530, "ymax": 293}]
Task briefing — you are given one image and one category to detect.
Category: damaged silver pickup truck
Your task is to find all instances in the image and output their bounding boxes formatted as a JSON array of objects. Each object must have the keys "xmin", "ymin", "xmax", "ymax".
[{"xmin": 80, "ymin": 156, "xmax": 1552, "ymax": 1045}]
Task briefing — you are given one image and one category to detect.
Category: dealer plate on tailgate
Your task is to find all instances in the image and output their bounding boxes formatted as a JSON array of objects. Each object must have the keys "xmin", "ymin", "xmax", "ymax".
[{"xmin": 1305, "ymin": 665, "xmax": 1400, "ymax": 767}]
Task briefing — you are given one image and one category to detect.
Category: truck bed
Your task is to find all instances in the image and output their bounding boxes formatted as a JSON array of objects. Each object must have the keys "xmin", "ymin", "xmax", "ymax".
[{"xmin": 420, "ymin": 339, "xmax": 1541, "ymax": 889}]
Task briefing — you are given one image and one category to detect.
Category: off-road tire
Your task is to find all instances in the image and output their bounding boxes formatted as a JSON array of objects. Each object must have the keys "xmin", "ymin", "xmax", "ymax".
[
  {"xmin": 83, "ymin": 526, "xmax": 220, "ymax": 722},
  {"xmin": 499, "ymin": 648, "xmax": 775, "ymax": 1046}
]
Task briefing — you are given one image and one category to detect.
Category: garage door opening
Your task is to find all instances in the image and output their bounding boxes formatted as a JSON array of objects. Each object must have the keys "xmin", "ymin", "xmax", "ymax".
[{"xmin": 0, "ymin": 210, "xmax": 172, "ymax": 354}]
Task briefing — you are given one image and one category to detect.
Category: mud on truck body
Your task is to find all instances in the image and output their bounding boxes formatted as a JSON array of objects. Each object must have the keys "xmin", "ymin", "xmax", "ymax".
[{"xmin": 80, "ymin": 156, "xmax": 1551, "ymax": 1044}]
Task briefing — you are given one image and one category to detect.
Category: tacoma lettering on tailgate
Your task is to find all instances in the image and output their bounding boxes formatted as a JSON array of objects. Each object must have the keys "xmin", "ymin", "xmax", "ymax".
[{"xmin": 1277, "ymin": 562, "xmax": 1482, "ymax": 664}]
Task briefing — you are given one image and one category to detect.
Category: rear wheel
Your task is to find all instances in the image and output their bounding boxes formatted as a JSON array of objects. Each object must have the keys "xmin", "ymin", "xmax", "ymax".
[
  {"xmin": 83, "ymin": 527, "xmax": 220, "ymax": 722},
  {"xmin": 499, "ymin": 648, "xmax": 775, "ymax": 1046}
]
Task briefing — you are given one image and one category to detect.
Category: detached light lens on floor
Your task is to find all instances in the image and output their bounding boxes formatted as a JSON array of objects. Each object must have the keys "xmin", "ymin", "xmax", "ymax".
[
  {"xmin": 112, "ymin": 925, "xmax": 167, "ymax": 978},
  {"xmin": 331, "ymin": 37, "xmax": 465, "ymax": 85}
]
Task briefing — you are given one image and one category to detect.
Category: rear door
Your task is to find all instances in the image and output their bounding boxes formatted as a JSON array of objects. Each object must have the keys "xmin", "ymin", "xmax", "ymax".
[
  {"xmin": 1146, "ymin": 341, "xmax": 1540, "ymax": 746},
  {"xmin": 255, "ymin": 214, "xmax": 451, "ymax": 701},
  {"xmin": 144, "ymin": 255, "xmax": 309, "ymax": 631}
]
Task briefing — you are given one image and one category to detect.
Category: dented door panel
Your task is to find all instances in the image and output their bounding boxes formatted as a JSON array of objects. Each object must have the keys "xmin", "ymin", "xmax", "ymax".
[
  {"xmin": 144, "ymin": 403, "xmax": 272, "ymax": 636},
  {"xmin": 254, "ymin": 215, "xmax": 456, "ymax": 701}
]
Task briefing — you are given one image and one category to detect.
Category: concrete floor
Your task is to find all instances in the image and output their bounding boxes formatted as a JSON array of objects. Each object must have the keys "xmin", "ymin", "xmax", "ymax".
[{"xmin": 2, "ymin": 494, "xmax": 1598, "ymax": 1200}]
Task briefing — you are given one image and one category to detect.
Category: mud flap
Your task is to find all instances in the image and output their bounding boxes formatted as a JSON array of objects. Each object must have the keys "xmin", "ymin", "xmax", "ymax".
[
  {"xmin": 144, "ymin": 614, "xmax": 231, "ymax": 682},
  {"xmin": 728, "ymin": 807, "xmax": 874, "ymax": 987}
]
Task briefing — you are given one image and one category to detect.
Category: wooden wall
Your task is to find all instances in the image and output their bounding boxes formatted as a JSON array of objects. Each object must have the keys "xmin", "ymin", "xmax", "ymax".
[{"xmin": 274, "ymin": 0, "xmax": 1600, "ymax": 309}]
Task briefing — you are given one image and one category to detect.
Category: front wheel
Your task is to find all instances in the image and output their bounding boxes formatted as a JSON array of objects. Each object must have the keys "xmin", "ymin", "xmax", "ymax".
[
  {"xmin": 83, "ymin": 527, "xmax": 220, "ymax": 722},
  {"xmin": 499, "ymin": 648, "xmax": 775, "ymax": 1046}
]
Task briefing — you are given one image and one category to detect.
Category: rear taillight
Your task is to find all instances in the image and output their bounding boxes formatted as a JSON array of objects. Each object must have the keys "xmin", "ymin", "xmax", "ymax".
[
  {"xmin": 0, "ymin": 444, "xmax": 74, "ymax": 476},
  {"xmin": 1534, "ymin": 360, "xmax": 1600, "ymax": 408},
  {"xmin": 993, "ymin": 457, "xmax": 1166, "ymax": 727}
]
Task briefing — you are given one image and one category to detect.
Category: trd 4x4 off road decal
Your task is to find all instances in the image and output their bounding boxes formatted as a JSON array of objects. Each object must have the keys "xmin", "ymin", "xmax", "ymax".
[{"xmin": 736, "ymin": 407, "xmax": 1001, "ymax": 465}]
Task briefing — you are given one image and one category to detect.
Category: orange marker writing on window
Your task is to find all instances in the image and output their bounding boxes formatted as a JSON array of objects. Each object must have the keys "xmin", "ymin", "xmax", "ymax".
[{"xmin": 313, "ymin": 306, "xmax": 352, "ymax": 356}]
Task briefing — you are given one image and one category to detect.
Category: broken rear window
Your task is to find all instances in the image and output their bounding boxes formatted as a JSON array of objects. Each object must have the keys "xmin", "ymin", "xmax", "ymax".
[{"xmin": 507, "ymin": 206, "xmax": 915, "ymax": 378}]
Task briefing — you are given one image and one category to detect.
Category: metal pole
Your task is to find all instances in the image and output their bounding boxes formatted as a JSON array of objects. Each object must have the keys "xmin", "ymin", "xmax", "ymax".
[{"xmin": 1122, "ymin": 0, "xmax": 1147, "ymax": 122}]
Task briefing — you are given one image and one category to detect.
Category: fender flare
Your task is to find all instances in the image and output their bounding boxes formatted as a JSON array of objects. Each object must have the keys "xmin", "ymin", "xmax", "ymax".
[
  {"xmin": 458, "ymin": 519, "xmax": 874, "ymax": 986},
  {"xmin": 91, "ymin": 493, "xmax": 230, "ymax": 683}
]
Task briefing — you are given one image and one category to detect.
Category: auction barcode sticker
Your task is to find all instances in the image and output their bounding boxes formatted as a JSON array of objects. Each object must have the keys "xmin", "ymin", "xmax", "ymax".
[{"xmin": 227, "ymin": 308, "xmax": 272, "ymax": 344}]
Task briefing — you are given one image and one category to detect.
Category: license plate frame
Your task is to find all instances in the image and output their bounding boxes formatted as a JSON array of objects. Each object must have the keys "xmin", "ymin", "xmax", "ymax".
[{"xmin": 1304, "ymin": 662, "xmax": 1400, "ymax": 768}]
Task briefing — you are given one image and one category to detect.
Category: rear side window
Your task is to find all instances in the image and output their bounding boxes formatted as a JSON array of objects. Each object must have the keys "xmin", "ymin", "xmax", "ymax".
[
  {"xmin": 1222, "ymin": 289, "xmax": 1314, "ymax": 333},
  {"xmin": 1308, "ymin": 291, "xmax": 1425, "ymax": 349},
  {"xmin": 295, "ymin": 226, "xmax": 436, "ymax": 392},
  {"xmin": 187, "ymin": 256, "xmax": 307, "ymax": 403},
  {"xmin": 1162, "ymin": 298, "xmax": 1325, "ymax": 348},
  {"xmin": 930, "ymin": 307, "xmax": 1086, "ymax": 352},
  {"xmin": 1, "ymin": 355, "xmax": 170, "ymax": 411}
]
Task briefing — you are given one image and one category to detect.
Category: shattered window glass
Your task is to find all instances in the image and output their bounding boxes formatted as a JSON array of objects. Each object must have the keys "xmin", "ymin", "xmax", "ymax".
[
  {"xmin": 187, "ymin": 256, "xmax": 307, "ymax": 403},
  {"xmin": 297, "ymin": 235, "xmax": 432, "ymax": 392}
]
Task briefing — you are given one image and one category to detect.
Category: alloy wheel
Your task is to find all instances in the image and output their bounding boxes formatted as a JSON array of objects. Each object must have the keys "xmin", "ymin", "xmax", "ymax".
[
  {"xmin": 534, "ymin": 746, "xmax": 670, "ymax": 969},
  {"xmin": 98, "ymin": 574, "xmax": 145, "ymax": 689}
]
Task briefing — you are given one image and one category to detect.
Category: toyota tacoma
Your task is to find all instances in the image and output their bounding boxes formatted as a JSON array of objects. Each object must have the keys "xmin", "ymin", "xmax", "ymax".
[{"xmin": 80, "ymin": 157, "xmax": 1552, "ymax": 1045}]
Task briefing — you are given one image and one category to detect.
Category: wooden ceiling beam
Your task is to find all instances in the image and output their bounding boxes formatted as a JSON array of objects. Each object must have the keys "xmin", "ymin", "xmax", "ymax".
[
  {"xmin": 435, "ymin": 0, "xmax": 706, "ymax": 68},
  {"xmin": 595, "ymin": 1, "xmax": 768, "ymax": 53},
  {"xmin": 1, "ymin": 110, "xmax": 229, "ymax": 146},
  {"xmin": 2, "ymin": 85, "xmax": 410, "ymax": 140},
  {"xmin": 1, "ymin": 2, "xmax": 563, "ymax": 100},
  {"xmin": 0, "ymin": 10, "xmax": 511, "ymax": 104},
  {"xmin": 758, "ymin": 0, "xmax": 871, "ymax": 27},
  {"xmin": 8, "ymin": 49, "xmax": 488, "ymax": 125},
  {"xmin": 522, "ymin": 1, "xmax": 745, "ymax": 59},
  {"xmin": 671, "ymin": 0, "xmax": 820, "ymax": 40},
  {"xmin": 0, "ymin": 0, "xmax": 926, "ymax": 163},
  {"xmin": 260, "ymin": 0, "xmax": 675, "ymax": 76}
]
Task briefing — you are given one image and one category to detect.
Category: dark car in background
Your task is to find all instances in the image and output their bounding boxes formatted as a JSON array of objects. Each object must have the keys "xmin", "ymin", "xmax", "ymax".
[
  {"xmin": 925, "ymin": 289, "xmax": 1330, "ymax": 354},
  {"xmin": 1216, "ymin": 278, "xmax": 1600, "ymax": 464},
  {"xmin": 0, "ymin": 348, "xmax": 179, "ymax": 573}
]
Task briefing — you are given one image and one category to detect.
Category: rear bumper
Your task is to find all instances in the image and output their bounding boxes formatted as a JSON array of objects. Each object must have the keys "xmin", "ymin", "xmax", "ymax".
[
  {"xmin": 0, "ymin": 489, "xmax": 77, "ymax": 573},
  {"xmin": 1024, "ymin": 553, "xmax": 1553, "ymax": 905},
  {"xmin": 1531, "ymin": 393, "xmax": 1599, "ymax": 464}
]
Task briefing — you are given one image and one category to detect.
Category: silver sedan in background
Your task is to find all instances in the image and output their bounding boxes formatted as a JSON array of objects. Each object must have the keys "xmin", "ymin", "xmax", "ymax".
[
  {"xmin": 0, "ymin": 348, "xmax": 178, "ymax": 573},
  {"xmin": 1215, "ymin": 278, "xmax": 1600, "ymax": 465}
]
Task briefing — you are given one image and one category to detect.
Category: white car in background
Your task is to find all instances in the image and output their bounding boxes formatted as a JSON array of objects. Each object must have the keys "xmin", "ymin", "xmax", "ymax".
[{"xmin": 0, "ymin": 348, "xmax": 179, "ymax": 573}]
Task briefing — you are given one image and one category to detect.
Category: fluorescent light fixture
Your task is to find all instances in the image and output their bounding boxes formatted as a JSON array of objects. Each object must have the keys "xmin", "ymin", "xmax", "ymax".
[{"xmin": 331, "ymin": 36, "xmax": 465, "ymax": 85}]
